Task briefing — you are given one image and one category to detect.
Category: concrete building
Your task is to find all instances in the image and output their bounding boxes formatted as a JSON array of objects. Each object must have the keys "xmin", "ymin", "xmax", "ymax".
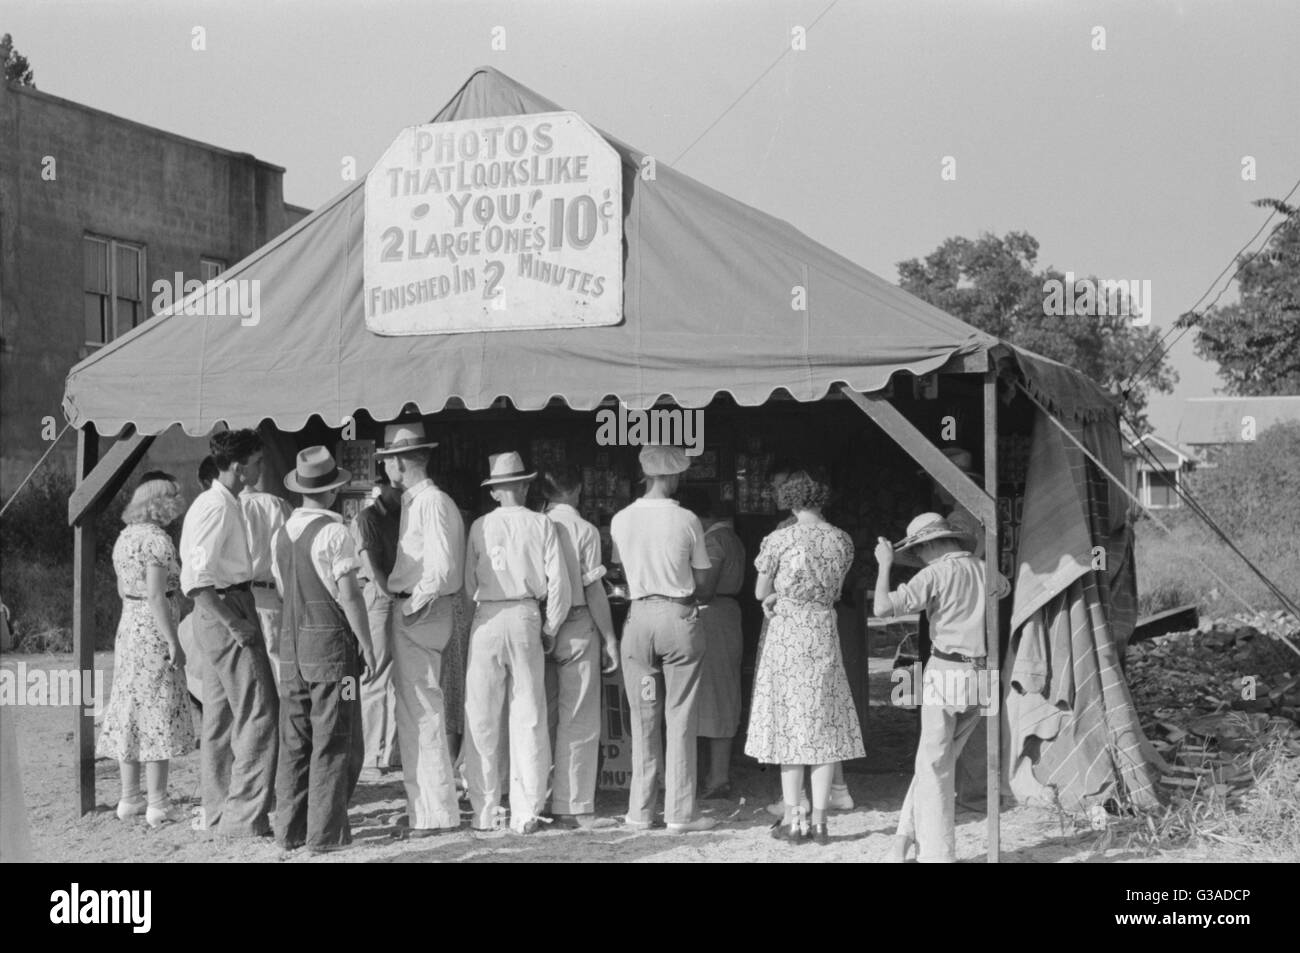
[{"xmin": 0, "ymin": 81, "xmax": 309, "ymax": 494}]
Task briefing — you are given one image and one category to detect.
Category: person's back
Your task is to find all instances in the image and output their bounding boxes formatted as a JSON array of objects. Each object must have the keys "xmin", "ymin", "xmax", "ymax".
[
  {"xmin": 610, "ymin": 498, "xmax": 704, "ymax": 599},
  {"xmin": 901, "ymin": 550, "xmax": 1005, "ymax": 660}
]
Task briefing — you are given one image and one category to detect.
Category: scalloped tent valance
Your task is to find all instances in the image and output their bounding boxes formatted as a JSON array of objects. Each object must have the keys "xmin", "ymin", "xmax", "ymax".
[{"xmin": 62, "ymin": 67, "xmax": 1112, "ymax": 437}]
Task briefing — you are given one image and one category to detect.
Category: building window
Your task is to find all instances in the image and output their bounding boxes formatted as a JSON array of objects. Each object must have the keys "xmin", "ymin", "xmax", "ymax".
[
  {"xmin": 1145, "ymin": 469, "xmax": 1181, "ymax": 509},
  {"xmin": 200, "ymin": 257, "xmax": 226, "ymax": 282},
  {"xmin": 83, "ymin": 235, "xmax": 145, "ymax": 345}
]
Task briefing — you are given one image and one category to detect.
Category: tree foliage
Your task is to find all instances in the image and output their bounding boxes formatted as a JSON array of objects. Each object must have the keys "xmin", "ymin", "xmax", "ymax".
[
  {"xmin": 897, "ymin": 231, "xmax": 1176, "ymax": 427},
  {"xmin": 1, "ymin": 33, "xmax": 35, "ymax": 87},
  {"xmin": 1192, "ymin": 201, "xmax": 1300, "ymax": 396}
]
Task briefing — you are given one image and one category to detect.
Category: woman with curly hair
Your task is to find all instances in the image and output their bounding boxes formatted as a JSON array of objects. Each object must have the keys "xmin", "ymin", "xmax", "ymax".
[
  {"xmin": 745, "ymin": 470, "xmax": 864, "ymax": 845},
  {"xmin": 97, "ymin": 471, "xmax": 196, "ymax": 827}
]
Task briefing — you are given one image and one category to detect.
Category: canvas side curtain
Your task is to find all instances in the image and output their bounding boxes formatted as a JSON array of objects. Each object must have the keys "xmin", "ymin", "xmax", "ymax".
[{"xmin": 1004, "ymin": 405, "xmax": 1161, "ymax": 812}]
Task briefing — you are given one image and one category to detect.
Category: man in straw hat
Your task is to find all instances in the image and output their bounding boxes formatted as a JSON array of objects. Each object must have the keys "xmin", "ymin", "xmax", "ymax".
[
  {"xmin": 179, "ymin": 428, "xmax": 278, "ymax": 837},
  {"xmin": 873, "ymin": 512, "xmax": 1009, "ymax": 863},
  {"xmin": 270, "ymin": 446, "xmax": 376, "ymax": 852},
  {"xmin": 462, "ymin": 451, "xmax": 570, "ymax": 834},
  {"xmin": 610, "ymin": 445, "xmax": 717, "ymax": 832},
  {"xmin": 377, "ymin": 422, "xmax": 465, "ymax": 836}
]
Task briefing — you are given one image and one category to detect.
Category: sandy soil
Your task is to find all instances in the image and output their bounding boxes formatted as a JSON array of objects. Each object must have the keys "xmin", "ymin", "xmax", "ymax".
[{"xmin": 3, "ymin": 652, "xmax": 1250, "ymax": 863}]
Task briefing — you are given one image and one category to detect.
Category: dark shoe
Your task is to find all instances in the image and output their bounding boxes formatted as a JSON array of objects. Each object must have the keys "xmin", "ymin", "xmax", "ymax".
[
  {"xmin": 307, "ymin": 842, "xmax": 350, "ymax": 855},
  {"xmin": 621, "ymin": 816, "xmax": 666, "ymax": 831},
  {"xmin": 769, "ymin": 819, "xmax": 804, "ymax": 843},
  {"xmin": 809, "ymin": 822, "xmax": 830, "ymax": 846},
  {"xmin": 700, "ymin": 782, "xmax": 734, "ymax": 801}
]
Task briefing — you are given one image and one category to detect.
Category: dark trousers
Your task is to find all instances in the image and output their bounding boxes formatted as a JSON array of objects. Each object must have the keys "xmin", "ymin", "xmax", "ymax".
[{"xmin": 274, "ymin": 663, "xmax": 364, "ymax": 850}]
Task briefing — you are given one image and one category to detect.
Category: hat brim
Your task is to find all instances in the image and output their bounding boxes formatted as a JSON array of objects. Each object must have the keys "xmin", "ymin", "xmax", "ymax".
[
  {"xmin": 893, "ymin": 528, "xmax": 974, "ymax": 553},
  {"xmin": 284, "ymin": 467, "xmax": 352, "ymax": 494},
  {"xmin": 641, "ymin": 463, "xmax": 691, "ymax": 478},
  {"xmin": 481, "ymin": 471, "xmax": 537, "ymax": 487},
  {"xmin": 374, "ymin": 441, "xmax": 439, "ymax": 457}
]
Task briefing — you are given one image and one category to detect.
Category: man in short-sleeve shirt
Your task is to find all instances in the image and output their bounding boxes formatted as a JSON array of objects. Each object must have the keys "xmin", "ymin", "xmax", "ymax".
[{"xmin": 609, "ymin": 445, "xmax": 715, "ymax": 832}]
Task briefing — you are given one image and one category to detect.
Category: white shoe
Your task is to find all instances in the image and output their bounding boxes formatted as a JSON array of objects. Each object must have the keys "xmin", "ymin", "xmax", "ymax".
[
  {"xmin": 667, "ymin": 816, "xmax": 718, "ymax": 833},
  {"xmin": 766, "ymin": 795, "xmax": 810, "ymax": 818},
  {"xmin": 828, "ymin": 783, "xmax": 855, "ymax": 811},
  {"xmin": 116, "ymin": 796, "xmax": 147, "ymax": 821},
  {"xmin": 146, "ymin": 801, "xmax": 183, "ymax": 828}
]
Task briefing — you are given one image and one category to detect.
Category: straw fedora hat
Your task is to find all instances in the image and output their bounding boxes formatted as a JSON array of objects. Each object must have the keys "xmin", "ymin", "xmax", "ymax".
[
  {"xmin": 893, "ymin": 512, "xmax": 974, "ymax": 555},
  {"xmin": 481, "ymin": 451, "xmax": 536, "ymax": 487},
  {"xmin": 283, "ymin": 446, "xmax": 351, "ymax": 494},
  {"xmin": 374, "ymin": 422, "xmax": 439, "ymax": 457},
  {"xmin": 639, "ymin": 444, "xmax": 690, "ymax": 477}
]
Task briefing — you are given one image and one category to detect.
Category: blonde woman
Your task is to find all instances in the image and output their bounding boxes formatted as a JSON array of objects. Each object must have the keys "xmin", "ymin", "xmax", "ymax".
[{"xmin": 97, "ymin": 471, "xmax": 196, "ymax": 826}]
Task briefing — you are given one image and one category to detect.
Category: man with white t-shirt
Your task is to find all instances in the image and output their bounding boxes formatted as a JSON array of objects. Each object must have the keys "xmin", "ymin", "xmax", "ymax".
[{"xmin": 610, "ymin": 445, "xmax": 716, "ymax": 833}]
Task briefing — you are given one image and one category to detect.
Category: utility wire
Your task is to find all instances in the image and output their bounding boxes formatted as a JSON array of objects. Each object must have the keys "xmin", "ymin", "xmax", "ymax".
[
  {"xmin": 1121, "ymin": 175, "xmax": 1300, "ymax": 401},
  {"xmin": 1016, "ymin": 383, "xmax": 1300, "ymax": 661},
  {"xmin": 671, "ymin": 0, "xmax": 839, "ymax": 166},
  {"xmin": 0, "ymin": 423, "xmax": 72, "ymax": 520}
]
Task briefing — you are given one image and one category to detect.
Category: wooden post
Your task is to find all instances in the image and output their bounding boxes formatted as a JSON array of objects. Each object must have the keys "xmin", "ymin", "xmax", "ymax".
[
  {"xmin": 72, "ymin": 424, "xmax": 99, "ymax": 816},
  {"xmin": 983, "ymin": 371, "xmax": 1001, "ymax": 862}
]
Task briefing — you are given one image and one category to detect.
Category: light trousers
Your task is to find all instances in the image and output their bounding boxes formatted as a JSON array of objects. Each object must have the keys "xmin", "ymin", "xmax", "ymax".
[
  {"xmin": 360, "ymin": 583, "xmax": 400, "ymax": 769},
  {"xmin": 194, "ymin": 589, "xmax": 279, "ymax": 837},
  {"xmin": 896, "ymin": 658, "xmax": 985, "ymax": 863},
  {"xmin": 463, "ymin": 600, "xmax": 551, "ymax": 829},
  {"xmin": 253, "ymin": 585, "xmax": 284, "ymax": 688},
  {"xmin": 545, "ymin": 607, "xmax": 601, "ymax": 815},
  {"xmin": 392, "ymin": 596, "xmax": 461, "ymax": 829},
  {"xmin": 620, "ymin": 599, "xmax": 704, "ymax": 826}
]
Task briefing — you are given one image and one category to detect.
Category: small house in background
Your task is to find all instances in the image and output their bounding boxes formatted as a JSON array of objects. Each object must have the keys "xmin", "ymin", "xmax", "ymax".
[
  {"xmin": 1175, "ymin": 396, "xmax": 1300, "ymax": 454},
  {"xmin": 1121, "ymin": 425, "xmax": 1200, "ymax": 509}
]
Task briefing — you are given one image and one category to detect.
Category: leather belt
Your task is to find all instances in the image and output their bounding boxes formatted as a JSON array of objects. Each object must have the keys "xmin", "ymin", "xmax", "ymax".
[
  {"xmin": 392, "ymin": 591, "xmax": 413, "ymax": 599},
  {"xmin": 931, "ymin": 648, "xmax": 987, "ymax": 668},
  {"xmin": 251, "ymin": 581, "xmax": 277, "ymax": 590},
  {"xmin": 123, "ymin": 591, "xmax": 176, "ymax": 600},
  {"xmin": 215, "ymin": 581, "xmax": 251, "ymax": 595},
  {"xmin": 634, "ymin": 595, "xmax": 695, "ymax": 606}
]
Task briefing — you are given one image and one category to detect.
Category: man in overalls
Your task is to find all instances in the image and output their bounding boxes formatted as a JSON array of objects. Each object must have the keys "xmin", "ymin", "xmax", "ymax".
[{"xmin": 271, "ymin": 446, "xmax": 376, "ymax": 853}]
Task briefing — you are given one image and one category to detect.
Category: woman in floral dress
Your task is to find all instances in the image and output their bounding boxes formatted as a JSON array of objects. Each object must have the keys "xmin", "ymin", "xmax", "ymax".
[
  {"xmin": 96, "ymin": 472, "xmax": 196, "ymax": 827},
  {"xmin": 745, "ymin": 471, "xmax": 864, "ymax": 844}
]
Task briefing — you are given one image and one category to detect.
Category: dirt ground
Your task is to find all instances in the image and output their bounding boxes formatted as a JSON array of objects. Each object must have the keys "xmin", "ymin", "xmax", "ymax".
[{"xmin": 4, "ymin": 651, "xmax": 1262, "ymax": 863}]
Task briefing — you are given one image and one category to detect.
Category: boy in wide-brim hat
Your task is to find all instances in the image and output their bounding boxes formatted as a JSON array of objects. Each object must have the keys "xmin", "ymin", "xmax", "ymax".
[
  {"xmin": 462, "ymin": 451, "xmax": 571, "ymax": 834},
  {"xmin": 270, "ymin": 446, "xmax": 376, "ymax": 853},
  {"xmin": 872, "ymin": 512, "xmax": 1009, "ymax": 863}
]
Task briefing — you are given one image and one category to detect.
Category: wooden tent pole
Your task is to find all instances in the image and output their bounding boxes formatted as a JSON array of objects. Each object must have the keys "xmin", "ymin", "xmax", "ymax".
[
  {"xmin": 983, "ymin": 370, "xmax": 1001, "ymax": 863},
  {"xmin": 72, "ymin": 424, "xmax": 99, "ymax": 816}
]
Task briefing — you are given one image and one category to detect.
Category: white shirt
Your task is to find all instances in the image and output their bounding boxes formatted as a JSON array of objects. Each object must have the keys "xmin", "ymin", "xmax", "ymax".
[
  {"xmin": 240, "ymin": 488, "xmax": 292, "ymax": 584},
  {"xmin": 888, "ymin": 551, "xmax": 1010, "ymax": 658},
  {"xmin": 179, "ymin": 480, "xmax": 254, "ymax": 596},
  {"xmin": 270, "ymin": 509, "xmax": 360, "ymax": 603},
  {"xmin": 387, "ymin": 479, "xmax": 466, "ymax": 615},
  {"xmin": 610, "ymin": 498, "xmax": 710, "ymax": 599},
  {"xmin": 465, "ymin": 506, "xmax": 571, "ymax": 636},
  {"xmin": 545, "ymin": 503, "xmax": 606, "ymax": 608}
]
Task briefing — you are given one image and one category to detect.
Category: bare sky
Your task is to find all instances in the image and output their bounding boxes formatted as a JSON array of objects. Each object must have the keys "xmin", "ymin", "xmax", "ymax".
[{"xmin": 8, "ymin": 0, "xmax": 1299, "ymax": 434}]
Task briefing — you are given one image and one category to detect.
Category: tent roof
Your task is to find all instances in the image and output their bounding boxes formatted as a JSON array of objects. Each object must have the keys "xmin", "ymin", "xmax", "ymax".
[{"xmin": 63, "ymin": 67, "xmax": 1110, "ymax": 436}]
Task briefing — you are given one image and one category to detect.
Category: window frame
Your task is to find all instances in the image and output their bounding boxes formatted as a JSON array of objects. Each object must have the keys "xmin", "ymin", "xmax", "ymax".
[{"xmin": 83, "ymin": 233, "xmax": 147, "ymax": 347}]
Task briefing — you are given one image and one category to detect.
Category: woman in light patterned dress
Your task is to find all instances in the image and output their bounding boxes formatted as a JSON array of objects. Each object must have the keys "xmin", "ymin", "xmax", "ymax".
[
  {"xmin": 745, "ymin": 471, "xmax": 864, "ymax": 845},
  {"xmin": 96, "ymin": 472, "xmax": 196, "ymax": 827}
]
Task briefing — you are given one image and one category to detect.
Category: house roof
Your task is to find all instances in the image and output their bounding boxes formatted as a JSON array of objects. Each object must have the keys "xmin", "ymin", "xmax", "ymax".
[{"xmin": 1175, "ymin": 396, "xmax": 1300, "ymax": 445}]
